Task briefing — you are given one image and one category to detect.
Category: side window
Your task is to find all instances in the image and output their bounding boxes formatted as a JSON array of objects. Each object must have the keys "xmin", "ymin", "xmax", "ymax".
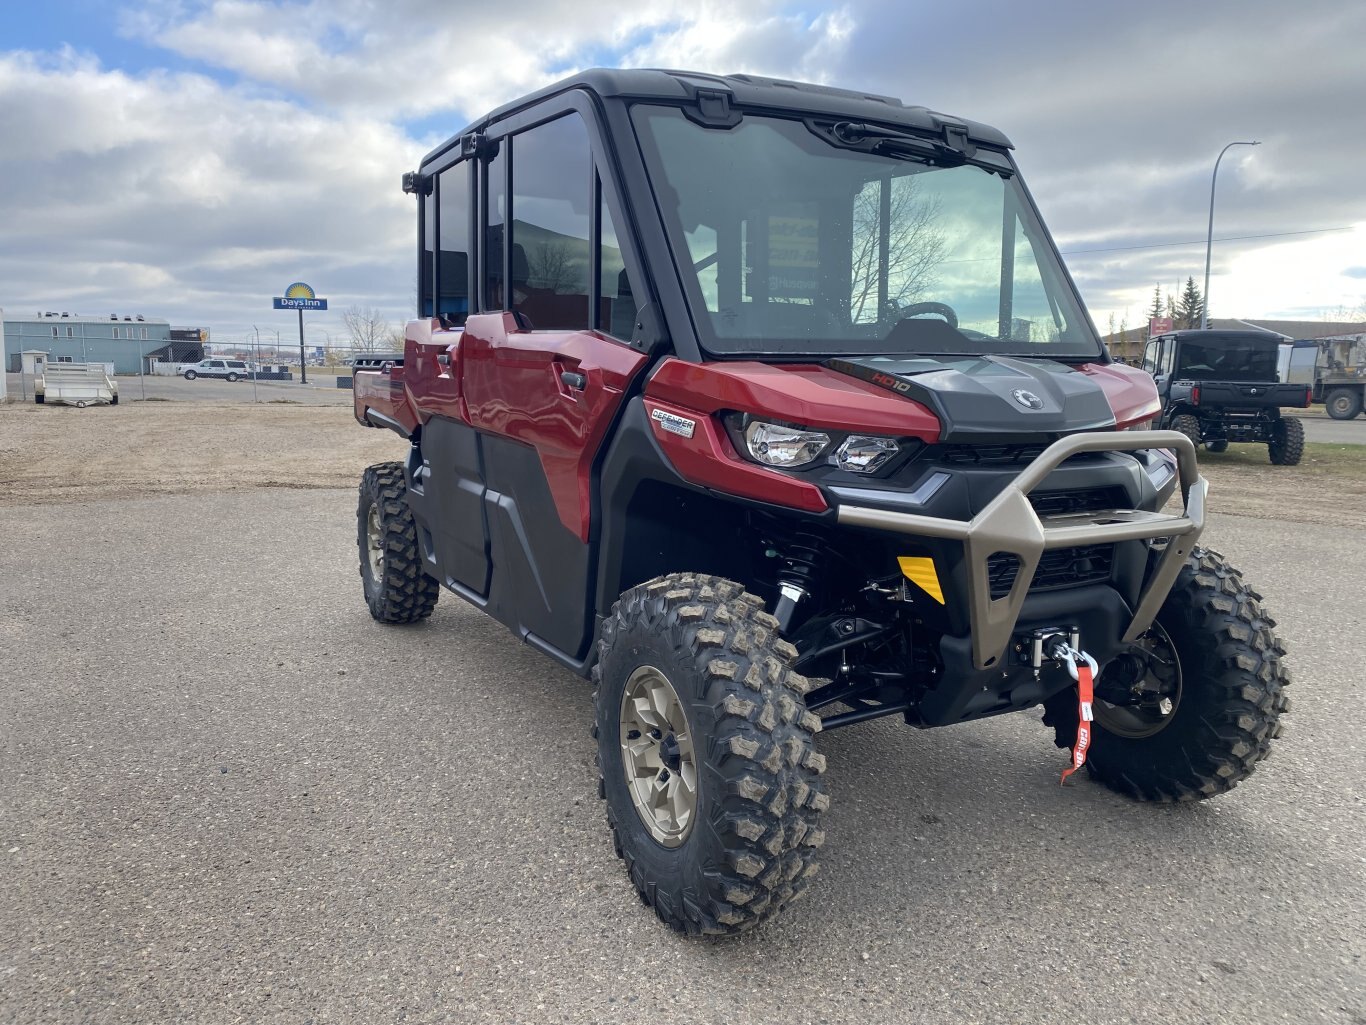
[
  {"xmin": 437, "ymin": 161, "xmax": 471, "ymax": 325},
  {"xmin": 420, "ymin": 187, "xmax": 436, "ymax": 317},
  {"xmin": 1158, "ymin": 341, "xmax": 1174, "ymax": 377},
  {"xmin": 1142, "ymin": 341, "xmax": 1159, "ymax": 374},
  {"xmin": 600, "ymin": 185, "xmax": 637, "ymax": 340},
  {"xmin": 484, "ymin": 144, "xmax": 507, "ymax": 310},
  {"xmin": 509, "ymin": 113, "xmax": 591, "ymax": 330}
]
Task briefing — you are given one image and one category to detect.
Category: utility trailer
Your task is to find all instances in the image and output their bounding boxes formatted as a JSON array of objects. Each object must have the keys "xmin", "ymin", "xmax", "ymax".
[{"xmin": 34, "ymin": 362, "xmax": 119, "ymax": 407}]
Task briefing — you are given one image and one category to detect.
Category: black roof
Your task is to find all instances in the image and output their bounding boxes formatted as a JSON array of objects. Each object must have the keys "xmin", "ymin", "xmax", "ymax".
[
  {"xmin": 1155, "ymin": 329, "xmax": 1282, "ymax": 348},
  {"xmin": 426, "ymin": 68, "xmax": 1012, "ymax": 165}
]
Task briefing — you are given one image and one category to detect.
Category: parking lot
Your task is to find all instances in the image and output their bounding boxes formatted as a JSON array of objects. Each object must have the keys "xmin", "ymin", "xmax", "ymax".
[{"xmin": 2, "ymin": 400, "xmax": 1364, "ymax": 1025}]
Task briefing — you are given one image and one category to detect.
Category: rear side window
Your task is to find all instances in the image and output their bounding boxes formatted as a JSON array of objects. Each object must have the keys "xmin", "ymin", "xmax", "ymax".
[
  {"xmin": 508, "ymin": 114, "xmax": 591, "ymax": 330},
  {"xmin": 437, "ymin": 162, "xmax": 471, "ymax": 325}
]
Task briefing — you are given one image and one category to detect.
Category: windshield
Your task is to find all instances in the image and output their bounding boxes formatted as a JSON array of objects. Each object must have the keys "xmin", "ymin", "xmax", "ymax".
[{"xmin": 632, "ymin": 106, "xmax": 1100, "ymax": 359}]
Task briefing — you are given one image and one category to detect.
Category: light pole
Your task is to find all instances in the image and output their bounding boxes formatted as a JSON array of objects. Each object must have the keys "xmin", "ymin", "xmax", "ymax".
[{"xmin": 1202, "ymin": 140, "xmax": 1260, "ymax": 330}]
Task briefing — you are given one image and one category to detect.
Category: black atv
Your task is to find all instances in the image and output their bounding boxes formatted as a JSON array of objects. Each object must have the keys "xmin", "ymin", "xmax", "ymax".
[{"xmin": 1144, "ymin": 329, "xmax": 1312, "ymax": 464}]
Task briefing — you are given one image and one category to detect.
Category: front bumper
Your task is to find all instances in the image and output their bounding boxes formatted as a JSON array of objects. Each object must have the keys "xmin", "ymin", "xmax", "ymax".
[{"xmin": 835, "ymin": 430, "xmax": 1206, "ymax": 670}]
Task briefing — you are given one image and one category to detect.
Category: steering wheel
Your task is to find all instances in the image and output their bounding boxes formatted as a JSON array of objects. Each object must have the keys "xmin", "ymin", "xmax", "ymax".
[{"xmin": 895, "ymin": 301, "xmax": 959, "ymax": 328}]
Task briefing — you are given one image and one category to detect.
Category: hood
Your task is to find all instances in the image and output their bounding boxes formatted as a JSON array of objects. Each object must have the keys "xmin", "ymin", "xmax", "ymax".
[{"xmin": 825, "ymin": 355, "xmax": 1116, "ymax": 442}]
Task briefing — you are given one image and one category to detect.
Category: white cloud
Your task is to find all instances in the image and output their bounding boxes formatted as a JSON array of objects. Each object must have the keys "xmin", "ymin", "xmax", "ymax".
[
  {"xmin": 0, "ymin": 47, "xmax": 422, "ymax": 338},
  {"xmin": 2, "ymin": 0, "xmax": 1365, "ymax": 344}
]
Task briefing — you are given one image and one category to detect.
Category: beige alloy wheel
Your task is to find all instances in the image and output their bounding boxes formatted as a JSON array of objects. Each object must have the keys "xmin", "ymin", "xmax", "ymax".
[
  {"xmin": 619, "ymin": 665, "xmax": 698, "ymax": 848},
  {"xmin": 365, "ymin": 503, "xmax": 384, "ymax": 580}
]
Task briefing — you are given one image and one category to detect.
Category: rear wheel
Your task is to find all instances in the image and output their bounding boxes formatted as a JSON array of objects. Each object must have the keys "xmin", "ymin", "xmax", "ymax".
[
  {"xmin": 594, "ymin": 573, "xmax": 827, "ymax": 936},
  {"xmin": 1325, "ymin": 388, "xmax": 1362, "ymax": 420},
  {"xmin": 226, "ymin": 372, "xmax": 239, "ymax": 382},
  {"xmin": 1268, "ymin": 416, "xmax": 1304, "ymax": 465},
  {"xmin": 1042, "ymin": 548, "xmax": 1289, "ymax": 802},
  {"xmin": 357, "ymin": 461, "xmax": 439, "ymax": 624},
  {"xmin": 1171, "ymin": 413, "xmax": 1203, "ymax": 450}
]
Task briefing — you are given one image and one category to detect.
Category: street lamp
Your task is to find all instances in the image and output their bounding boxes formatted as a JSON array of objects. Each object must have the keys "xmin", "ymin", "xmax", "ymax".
[{"xmin": 1202, "ymin": 140, "xmax": 1260, "ymax": 330}]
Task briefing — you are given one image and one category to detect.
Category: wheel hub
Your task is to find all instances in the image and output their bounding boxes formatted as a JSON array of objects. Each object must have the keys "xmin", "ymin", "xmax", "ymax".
[
  {"xmin": 619, "ymin": 666, "xmax": 698, "ymax": 848},
  {"xmin": 365, "ymin": 504, "xmax": 384, "ymax": 579},
  {"xmin": 1093, "ymin": 622, "xmax": 1183, "ymax": 738}
]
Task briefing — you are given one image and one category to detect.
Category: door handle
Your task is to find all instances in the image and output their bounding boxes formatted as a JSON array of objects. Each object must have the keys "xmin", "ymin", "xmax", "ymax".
[{"xmin": 560, "ymin": 370, "xmax": 587, "ymax": 391}]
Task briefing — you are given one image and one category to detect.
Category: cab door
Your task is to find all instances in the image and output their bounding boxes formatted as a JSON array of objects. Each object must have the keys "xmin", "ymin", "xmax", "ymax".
[{"xmin": 455, "ymin": 105, "xmax": 648, "ymax": 662}]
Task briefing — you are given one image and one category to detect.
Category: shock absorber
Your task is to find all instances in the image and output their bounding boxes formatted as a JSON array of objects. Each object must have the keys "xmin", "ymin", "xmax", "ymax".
[{"xmin": 769, "ymin": 528, "xmax": 826, "ymax": 632}]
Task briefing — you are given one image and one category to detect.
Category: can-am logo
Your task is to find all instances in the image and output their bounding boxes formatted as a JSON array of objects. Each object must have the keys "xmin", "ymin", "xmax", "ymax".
[{"xmin": 1012, "ymin": 388, "xmax": 1045, "ymax": 410}]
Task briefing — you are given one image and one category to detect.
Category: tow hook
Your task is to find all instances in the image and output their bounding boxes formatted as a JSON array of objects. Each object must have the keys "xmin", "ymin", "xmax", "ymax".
[{"xmin": 1048, "ymin": 638, "xmax": 1100, "ymax": 784}]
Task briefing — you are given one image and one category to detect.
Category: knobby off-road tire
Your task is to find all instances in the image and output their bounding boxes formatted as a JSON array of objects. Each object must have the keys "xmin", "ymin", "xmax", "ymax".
[
  {"xmin": 1042, "ymin": 547, "xmax": 1290, "ymax": 802},
  {"xmin": 1268, "ymin": 416, "xmax": 1304, "ymax": 465},
  {"xmin": 593, "ymin": 573, "xmax": 827, "ymax": 936},
  {"xmin": 1325, "ymin": 388, "xmax": 1362, "ymax": 420},
  {"xmin": 1171, "ymin": 413, "xmax": 1203, "ymax": 450},
  {"xmin": 357, "ymin": 461, "xmax": 439, "ymax": 624}
]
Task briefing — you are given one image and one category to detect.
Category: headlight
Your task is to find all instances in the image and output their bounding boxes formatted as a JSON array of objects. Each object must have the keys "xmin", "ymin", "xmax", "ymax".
[
  {"xmin": 743, "ymin": 420, "xmax": 831, "ymax": 467},
  {"xmin": 835, "ymin": 435, "xmax": 900, "ymax": 474}
]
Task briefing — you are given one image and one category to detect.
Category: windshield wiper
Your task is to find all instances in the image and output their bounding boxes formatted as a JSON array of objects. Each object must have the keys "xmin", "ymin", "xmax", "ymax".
[{"xmin": 821, "ymin": 120, "xmax": 1013, "ymax": 177}]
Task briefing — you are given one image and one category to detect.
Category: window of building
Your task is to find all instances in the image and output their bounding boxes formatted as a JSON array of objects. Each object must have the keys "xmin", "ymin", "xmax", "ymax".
[
  {"xmin": 141, "ymin": 327, "xmax": 148, "ymax": 340},
  {"xmin": 66, "ymin": 326, "xmax": 73, "ymax": 337},
  {"xmin": 50, "ymin": 326, "xmax": 58, "ymax": 337},
  {"xmin": 57, "ymin": 355, "xmax": 74, "ymax": 363},
  {"xmin": 507, "ymin": 113, "xmax": 592, "ymax": 330},
  {"xmin": 113, "ymin": 327, "xmax": 120, "ymax": 339},
  {"xmin": 437, "ymin": 161, "xmax": 471, "ymax": 325}
]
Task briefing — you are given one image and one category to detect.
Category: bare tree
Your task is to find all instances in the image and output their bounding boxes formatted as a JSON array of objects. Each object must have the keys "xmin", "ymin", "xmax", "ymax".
[
  {"xmin": 850, "ymin": 176, "xmax": 946, "ymax": 323},
  {"xmin": 342, "ymin": 305, "xmax": 393, "ymax": 355},
  {"xmin": 526, "ymin": 242, "xmax": 583, "ymax": 293}
]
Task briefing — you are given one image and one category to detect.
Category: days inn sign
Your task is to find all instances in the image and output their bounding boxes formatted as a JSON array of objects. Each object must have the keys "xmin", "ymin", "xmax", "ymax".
[{"xmin": 272, "ymin": 281, "xmax": 328, "ymax": 311}]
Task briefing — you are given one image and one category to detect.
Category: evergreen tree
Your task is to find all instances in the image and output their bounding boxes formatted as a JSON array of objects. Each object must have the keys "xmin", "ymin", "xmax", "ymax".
[
  {"xmin": 1147, "ymin": 284, "xmax": 1164, "ymax": 328},
  {"xmin": 1176, "ymin": 276, "xmax": 1206, "ymax": 329}
]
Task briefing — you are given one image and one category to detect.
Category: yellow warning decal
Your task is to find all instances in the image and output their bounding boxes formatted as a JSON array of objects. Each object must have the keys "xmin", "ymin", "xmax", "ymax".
[{"xmin": 898, "ymin": 556, "xmax": 944, "ymax": 604}]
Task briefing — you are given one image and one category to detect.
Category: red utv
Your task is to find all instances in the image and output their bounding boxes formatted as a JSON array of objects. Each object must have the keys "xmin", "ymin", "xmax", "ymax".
[{"xmin": 352, "ymin": 70, "xmax": 1290, "ymax": 935}]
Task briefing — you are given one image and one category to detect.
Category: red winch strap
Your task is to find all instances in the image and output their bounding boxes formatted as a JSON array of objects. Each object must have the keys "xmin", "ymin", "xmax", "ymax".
[{"xmin": 1059, "ymin": 664, "xmax": 1095, "ymax": 784}]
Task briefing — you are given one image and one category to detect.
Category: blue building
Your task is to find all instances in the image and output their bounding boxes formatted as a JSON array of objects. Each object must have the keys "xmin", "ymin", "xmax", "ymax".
[{"xmin": 3, "ymin": 310, "xmax": 174, "ymax": 375}]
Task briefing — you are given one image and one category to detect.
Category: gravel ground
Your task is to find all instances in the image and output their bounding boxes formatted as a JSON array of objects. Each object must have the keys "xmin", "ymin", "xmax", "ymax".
[{"xmin": 1, "ymin": 402, "xmax": 1363, "ymax": 1025}]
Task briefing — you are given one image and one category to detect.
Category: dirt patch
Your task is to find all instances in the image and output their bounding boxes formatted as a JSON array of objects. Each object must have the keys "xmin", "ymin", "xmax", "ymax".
[
  {"xmin": 1, "ymin": 401, "xmax": 1363, "ymax": 529},
  {"xmin": 0, "ymin": 402, "xmax": 404, "ymax": 506}
]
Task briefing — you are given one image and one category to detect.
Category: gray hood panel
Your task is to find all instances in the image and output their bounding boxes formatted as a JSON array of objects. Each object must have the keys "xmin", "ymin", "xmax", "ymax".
[{"xmin": 826, "ymin": 355, "xmax": 1115, "ymax": 442}]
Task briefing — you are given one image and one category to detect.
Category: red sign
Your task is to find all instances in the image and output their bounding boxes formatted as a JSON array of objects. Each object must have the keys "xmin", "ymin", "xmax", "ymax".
[{"xmin": 1149, "ymin": 317, "xmax": 1174, "ymax": 336}]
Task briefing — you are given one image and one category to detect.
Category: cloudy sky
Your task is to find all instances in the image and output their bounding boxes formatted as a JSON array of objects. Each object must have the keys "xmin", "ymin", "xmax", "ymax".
[{"xmin": 2, "ymin": 0, "xmax": 1364, "ymax": 350}]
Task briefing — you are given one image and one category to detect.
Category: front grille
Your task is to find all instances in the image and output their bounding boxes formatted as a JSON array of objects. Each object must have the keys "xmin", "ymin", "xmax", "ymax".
[
  {"xmin": 987, "ymin": 544, "xmax": 1115, "ymax": 598},
  {"xmin": 938, "ymin": 443, "xmax": 1049, "ymax": 466},
  {"xmin": 1028, "ymin": 487, "xmax": 1128, "ymax": 518}
]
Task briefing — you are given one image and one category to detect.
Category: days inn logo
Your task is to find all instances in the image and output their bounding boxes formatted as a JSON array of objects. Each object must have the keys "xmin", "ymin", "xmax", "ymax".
[{"xmin": 273, "ymin": 281, "xmax": 328, "ymax": 311}]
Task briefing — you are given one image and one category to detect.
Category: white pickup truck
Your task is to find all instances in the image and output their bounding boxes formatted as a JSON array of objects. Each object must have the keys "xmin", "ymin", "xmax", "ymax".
[{"xmin": 34, "ymin": 362, "xmax": 119, "ymax": 407}]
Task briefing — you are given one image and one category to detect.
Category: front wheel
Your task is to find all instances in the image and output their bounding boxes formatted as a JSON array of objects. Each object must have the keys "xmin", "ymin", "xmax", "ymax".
[
  {"xmin": 1268, "ymin": 416, "xmax": 1304, "ymax": 465},
  {"xmin": 594, "ymin": 574, "xmax": 827, "ymax": 936},
  {"xmin": 1205, "ymin": 439, "xmax": 1228, "ymax": 454},
  {"xmin": 183, "ymin": 370, "xmax": 197, "ymax": 381},
  {"xmin": 1042, "ymin": 548, "xmax": 1290, "ymax": 802},
  {"xmin": 1325, "ymin": 388, "xmax": 1362, "ymax": 420},
  {"xmin": 357, "ymin": 461, "xmax": 439, "ymax": 623}
]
